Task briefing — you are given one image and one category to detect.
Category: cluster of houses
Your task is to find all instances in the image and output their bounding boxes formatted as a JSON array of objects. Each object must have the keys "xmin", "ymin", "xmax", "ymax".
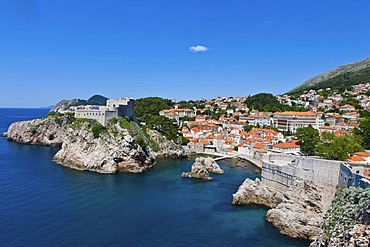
[{"xmin": 158, "ymin": 84, "xmax": 370, "ymax": 179}]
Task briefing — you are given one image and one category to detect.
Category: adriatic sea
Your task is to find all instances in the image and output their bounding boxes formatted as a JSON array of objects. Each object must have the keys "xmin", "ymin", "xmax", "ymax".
[{"xmin": 0, "ymin": 108, "xmax": 310, "ymax": 246}]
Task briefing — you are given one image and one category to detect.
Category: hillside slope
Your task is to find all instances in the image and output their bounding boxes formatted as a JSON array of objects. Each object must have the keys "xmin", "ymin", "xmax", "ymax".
[{"xmin": 288, "ymin": 57, "xmax": 370, "ymax": 94}]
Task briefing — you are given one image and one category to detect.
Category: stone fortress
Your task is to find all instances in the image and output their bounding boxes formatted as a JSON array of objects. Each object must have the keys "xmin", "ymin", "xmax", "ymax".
[
  {"xmin": 261, "ymin": 153, "xmax": 370, "ymax": 209},
  {"xmin": 75, "ymin": 98, "xmax": 135, "ymax": 126}
]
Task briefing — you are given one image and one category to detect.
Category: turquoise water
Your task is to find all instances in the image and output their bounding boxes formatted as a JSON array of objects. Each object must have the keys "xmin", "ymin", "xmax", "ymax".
[{"xmin": 0, "ymin": 109, "xmax": 309, "ymax": 246}]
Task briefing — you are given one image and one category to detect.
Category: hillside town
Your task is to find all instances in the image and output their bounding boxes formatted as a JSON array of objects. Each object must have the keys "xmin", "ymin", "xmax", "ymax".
[{"xmin": 158, "ymin": 83, "xmax": 370, "ymax": 180}]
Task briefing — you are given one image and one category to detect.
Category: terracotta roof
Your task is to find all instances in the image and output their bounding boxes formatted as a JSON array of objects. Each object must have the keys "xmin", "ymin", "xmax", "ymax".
[
  {"xmin": 320, "ymin": 126, "xmax": 336, "ymax": 130},
  {"xmin": 274, "ymin": 111, "xmax": 317, "ymax": 116},
  {"xmin": 272, "ymin": 141, "xmax": 300, "ymax": 149},
  {"xmin": 253, "ymin": 143, "xmax": 265, "ymax": 149},
  {"xmin": 347, "ymin": 156, "xmax": 366, "ymax": 162},
  {"xmin": 200, "ymin": 139, "xmax": 209, "ymax": 145},
  {"xmin": 354, "ymin": 152, "xmax": 370, "ymax": 157}
]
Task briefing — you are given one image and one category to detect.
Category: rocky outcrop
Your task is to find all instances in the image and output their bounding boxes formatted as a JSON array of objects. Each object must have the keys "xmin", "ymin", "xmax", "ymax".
[
  {"xmin": 266, "ymin": 180, "xmax": 324, "ymax": 240},
  {"xmin": 53, "ymin": 123, "xmax": 155, "ymax": 174},
  {"xmin": 233, "ymin": 178, "xmax": 325, "ymax": 240},
  {"xmin": 6, "ymin": 116, "xmax": 157, "ymax": 174},
  {"xmin": 181, "ymin": 157, "xmax": 224, "ymax": 180},
  {"xmin": 146, "ymin": 128, "xmax": 187, "ymax": 158},
  {"xmin": 6, "ymin": 118, "xmax": 67, "ymax": 146},
  {"xmin": 232, "ymin": 178, "xmax": 283, "ymax": 208},
  {"xmin": 311, "ymin": 187, "xmax": 370, "ymax": 247}
]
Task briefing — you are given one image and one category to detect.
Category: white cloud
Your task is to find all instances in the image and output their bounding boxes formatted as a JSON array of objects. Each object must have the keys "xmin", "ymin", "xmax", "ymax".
[{"xmin": 189, "ymin": 45, "xmax": 209, "ymax": 52}]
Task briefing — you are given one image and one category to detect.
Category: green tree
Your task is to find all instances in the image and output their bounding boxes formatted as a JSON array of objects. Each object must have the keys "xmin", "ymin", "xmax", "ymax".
[
  {"xmin": 135, "ymin": 97, "xmax": 174, "ymax": 120},
  {"xmin": 243, "ymin": 124, "xmax": 253, "ymax": 132},
  {"xmin": 295, "ymin": 125, "xmax": 321, "ymax": 155},
  {"xmin": 354, "ymin": 117, "xmax": 370, "ymax": 149},
  {"xmin": 316, "ymin": 135, "xmax": 363, "ymax": 161}
]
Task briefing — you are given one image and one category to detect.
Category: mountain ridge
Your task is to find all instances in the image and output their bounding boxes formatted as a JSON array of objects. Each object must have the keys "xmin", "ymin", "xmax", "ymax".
[{"xmin": 288, "ymin": 57, "xmax": 370, "ymax": 94}]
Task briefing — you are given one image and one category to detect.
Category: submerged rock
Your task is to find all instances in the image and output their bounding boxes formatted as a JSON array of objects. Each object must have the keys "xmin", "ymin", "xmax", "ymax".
[{"xmin": 181, "ymin": 157, "xmax": 224, "ymax": 180}]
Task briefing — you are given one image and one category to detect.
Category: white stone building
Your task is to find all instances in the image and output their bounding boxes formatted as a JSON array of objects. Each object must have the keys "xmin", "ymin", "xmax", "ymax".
[{"xmin": 75, "ymin": 98, "xmax": 135, "ymax": 126}]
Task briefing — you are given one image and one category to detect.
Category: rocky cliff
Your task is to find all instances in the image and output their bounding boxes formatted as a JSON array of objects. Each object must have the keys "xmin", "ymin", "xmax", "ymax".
[
  {"xmin": 233, "ymin": 178, "xmax": 325, "ymax": 240},
  {"xmin": 232, "ymin": 178, "xmax": 283, "ymax": 208},
  {"xmin": 5, "ymin": 116, "xmax": 180, "ymax": 174},
  {"xmin": 182, "ymin": 157, "xmax": 224, "ymax": 180},
  {"xmin": 53, "ymin": 121, "xmax": 154, "ymax": 174},
  {"xmin": 6, "ymin": 117, "xmax": 67, "ymax": 146},
  {"xmin": 311, "ymin": 187, "xmax": 370, "ymax": 247},
  {"xmin": 145, "ymin": 128, "xmax": 187, "ymax": 159}
]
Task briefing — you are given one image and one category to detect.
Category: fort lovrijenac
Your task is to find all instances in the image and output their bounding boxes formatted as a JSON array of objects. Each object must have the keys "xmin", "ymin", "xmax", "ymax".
[{"xmin": 74, "ymin": 98, "xmax": 135, "ymax": 126}]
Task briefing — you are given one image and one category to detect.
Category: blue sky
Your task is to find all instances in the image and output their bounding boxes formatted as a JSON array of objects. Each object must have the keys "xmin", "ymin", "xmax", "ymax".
[{"xmin": 1, "ymin": 0, "xmax": 370, "ymax": 107}]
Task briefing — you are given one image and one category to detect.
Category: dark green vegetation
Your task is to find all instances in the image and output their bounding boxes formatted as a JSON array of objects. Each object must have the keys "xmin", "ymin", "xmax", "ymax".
[
  {"xmin": 319, "ymin": 187, "xmax": 370, "ymax": 243},
  {"xmin": 135, "ymin": 97, "xmax": 178, "ymax": 141},
  {"xmin": 354, "ymin": 117, "xmax": 370, "ymax": 149},
  {"xmin": 317, "ymin": 134, "xmax": 363, "ymax": 161},
  {"xmin": 289, "ymin": 57, "xmax": 370, "ymax": 95},
  {"xmin": 245, "ymin": 93, "xmax": 306, "ymax": 112},
  {"xmin": 87, "ymin": 95, "xmax": 109, "ymax": 105},
  {"xmin": 294, "ymin": 126, "xmax": 364, "ymax": 160},
  {"xmin": 135, "ymin": 97, "xmax": 173, "ymax": 120},
  {"xmin": 295, "ymin": 125, "xmax": 320, "ymax": 155}
]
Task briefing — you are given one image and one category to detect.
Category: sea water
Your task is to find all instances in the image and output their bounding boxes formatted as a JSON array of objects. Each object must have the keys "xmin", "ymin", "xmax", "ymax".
[{"xmin": 0, "ymin": 108, "xmax": 309, "ymax": 246}]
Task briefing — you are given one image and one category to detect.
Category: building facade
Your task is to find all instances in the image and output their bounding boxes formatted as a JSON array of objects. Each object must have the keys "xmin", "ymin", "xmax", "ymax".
[
  {"xmin": 75, "ymin": 98, "xmax": 135, "ymax": 126},
  {"xmin": 273, "ymin": 111, "xmax": 324, "ymax": 133}
]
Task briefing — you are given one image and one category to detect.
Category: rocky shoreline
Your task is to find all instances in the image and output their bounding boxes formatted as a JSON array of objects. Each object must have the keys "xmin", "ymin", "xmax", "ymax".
[
  {"xmin": 5, "ymin": 116, "xmax": 185, "ymax": 174},
  {"xmin": 233, "ymin": 178, "xmax": 325, "ymax": 241},
  {"xmin": 5, "ymin": 116, "xmax": 368, "ymax": 245}
]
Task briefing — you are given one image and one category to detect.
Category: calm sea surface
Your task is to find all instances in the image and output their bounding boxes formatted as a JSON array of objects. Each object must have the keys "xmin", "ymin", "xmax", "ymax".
[{"xmin": 0, "ymin": 108, "xmax": 310, "ymax": 247}]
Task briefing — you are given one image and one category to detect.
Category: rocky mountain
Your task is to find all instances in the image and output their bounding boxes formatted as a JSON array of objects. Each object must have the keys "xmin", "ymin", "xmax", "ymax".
[
  {"xmin": 288, "ymin": 57, "xmax": 370, "ymax": 94},
  {"xmin": 51, "ymin": 94, "xmax": 108, "ymax": 113}
]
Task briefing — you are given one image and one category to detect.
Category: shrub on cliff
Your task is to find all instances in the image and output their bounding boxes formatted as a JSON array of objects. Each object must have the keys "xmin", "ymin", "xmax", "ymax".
[
  {"xmin": 69, "ymin": 118, "xmax": 106, "ymax": 138},
  {"xmin": 316, "ymin": 187, "xmax": 370, "ymax": 245}
]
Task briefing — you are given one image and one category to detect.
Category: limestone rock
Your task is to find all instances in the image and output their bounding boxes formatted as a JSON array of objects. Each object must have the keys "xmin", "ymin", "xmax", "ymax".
[
  {"xmin": 6, "ymin": 118, "xmax": 67, "ymax": 146},
  {"xmin": 232, "ymin": 178, "xmax": 325, "ymax": 240},
  {"xmin": 146, "ymin": 128, "xmax": 187, "ymax": 158},
  {"xmin": 182, "ymin": 157, "xmax": 224, "ymax": 181},
  {"xmin": 53, "ymin": 123, "xmax": 155, "ymax": 174},
  {"xmin": 266, "ymin": 179, "xmax": 324, "ymax": 240},
  {"xmin": 6, "ymin": 117, "xmax": 156, "ymax": 174},
  {"xmin": 232, "ymin": 178, "xmax": 283, "ymax": 208}
]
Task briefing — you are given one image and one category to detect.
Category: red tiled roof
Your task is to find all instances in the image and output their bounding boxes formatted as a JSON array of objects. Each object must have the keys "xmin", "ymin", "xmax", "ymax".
[
  {"xmin": 354, "ymin": 152, "xmax": 370, "ymax": 157},
  {"xmin": 272, "ymin": 141, "xmax": 300, "ymax": 149},
  {"xmin": 347, "ymin": 156, "xmax": 366, "ymax": 162}
]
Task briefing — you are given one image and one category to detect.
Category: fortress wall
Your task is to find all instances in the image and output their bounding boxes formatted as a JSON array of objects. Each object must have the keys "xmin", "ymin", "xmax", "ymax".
[{"xmin": 261, "ymin": 154, "xmax": 342, "ymax": 210}]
